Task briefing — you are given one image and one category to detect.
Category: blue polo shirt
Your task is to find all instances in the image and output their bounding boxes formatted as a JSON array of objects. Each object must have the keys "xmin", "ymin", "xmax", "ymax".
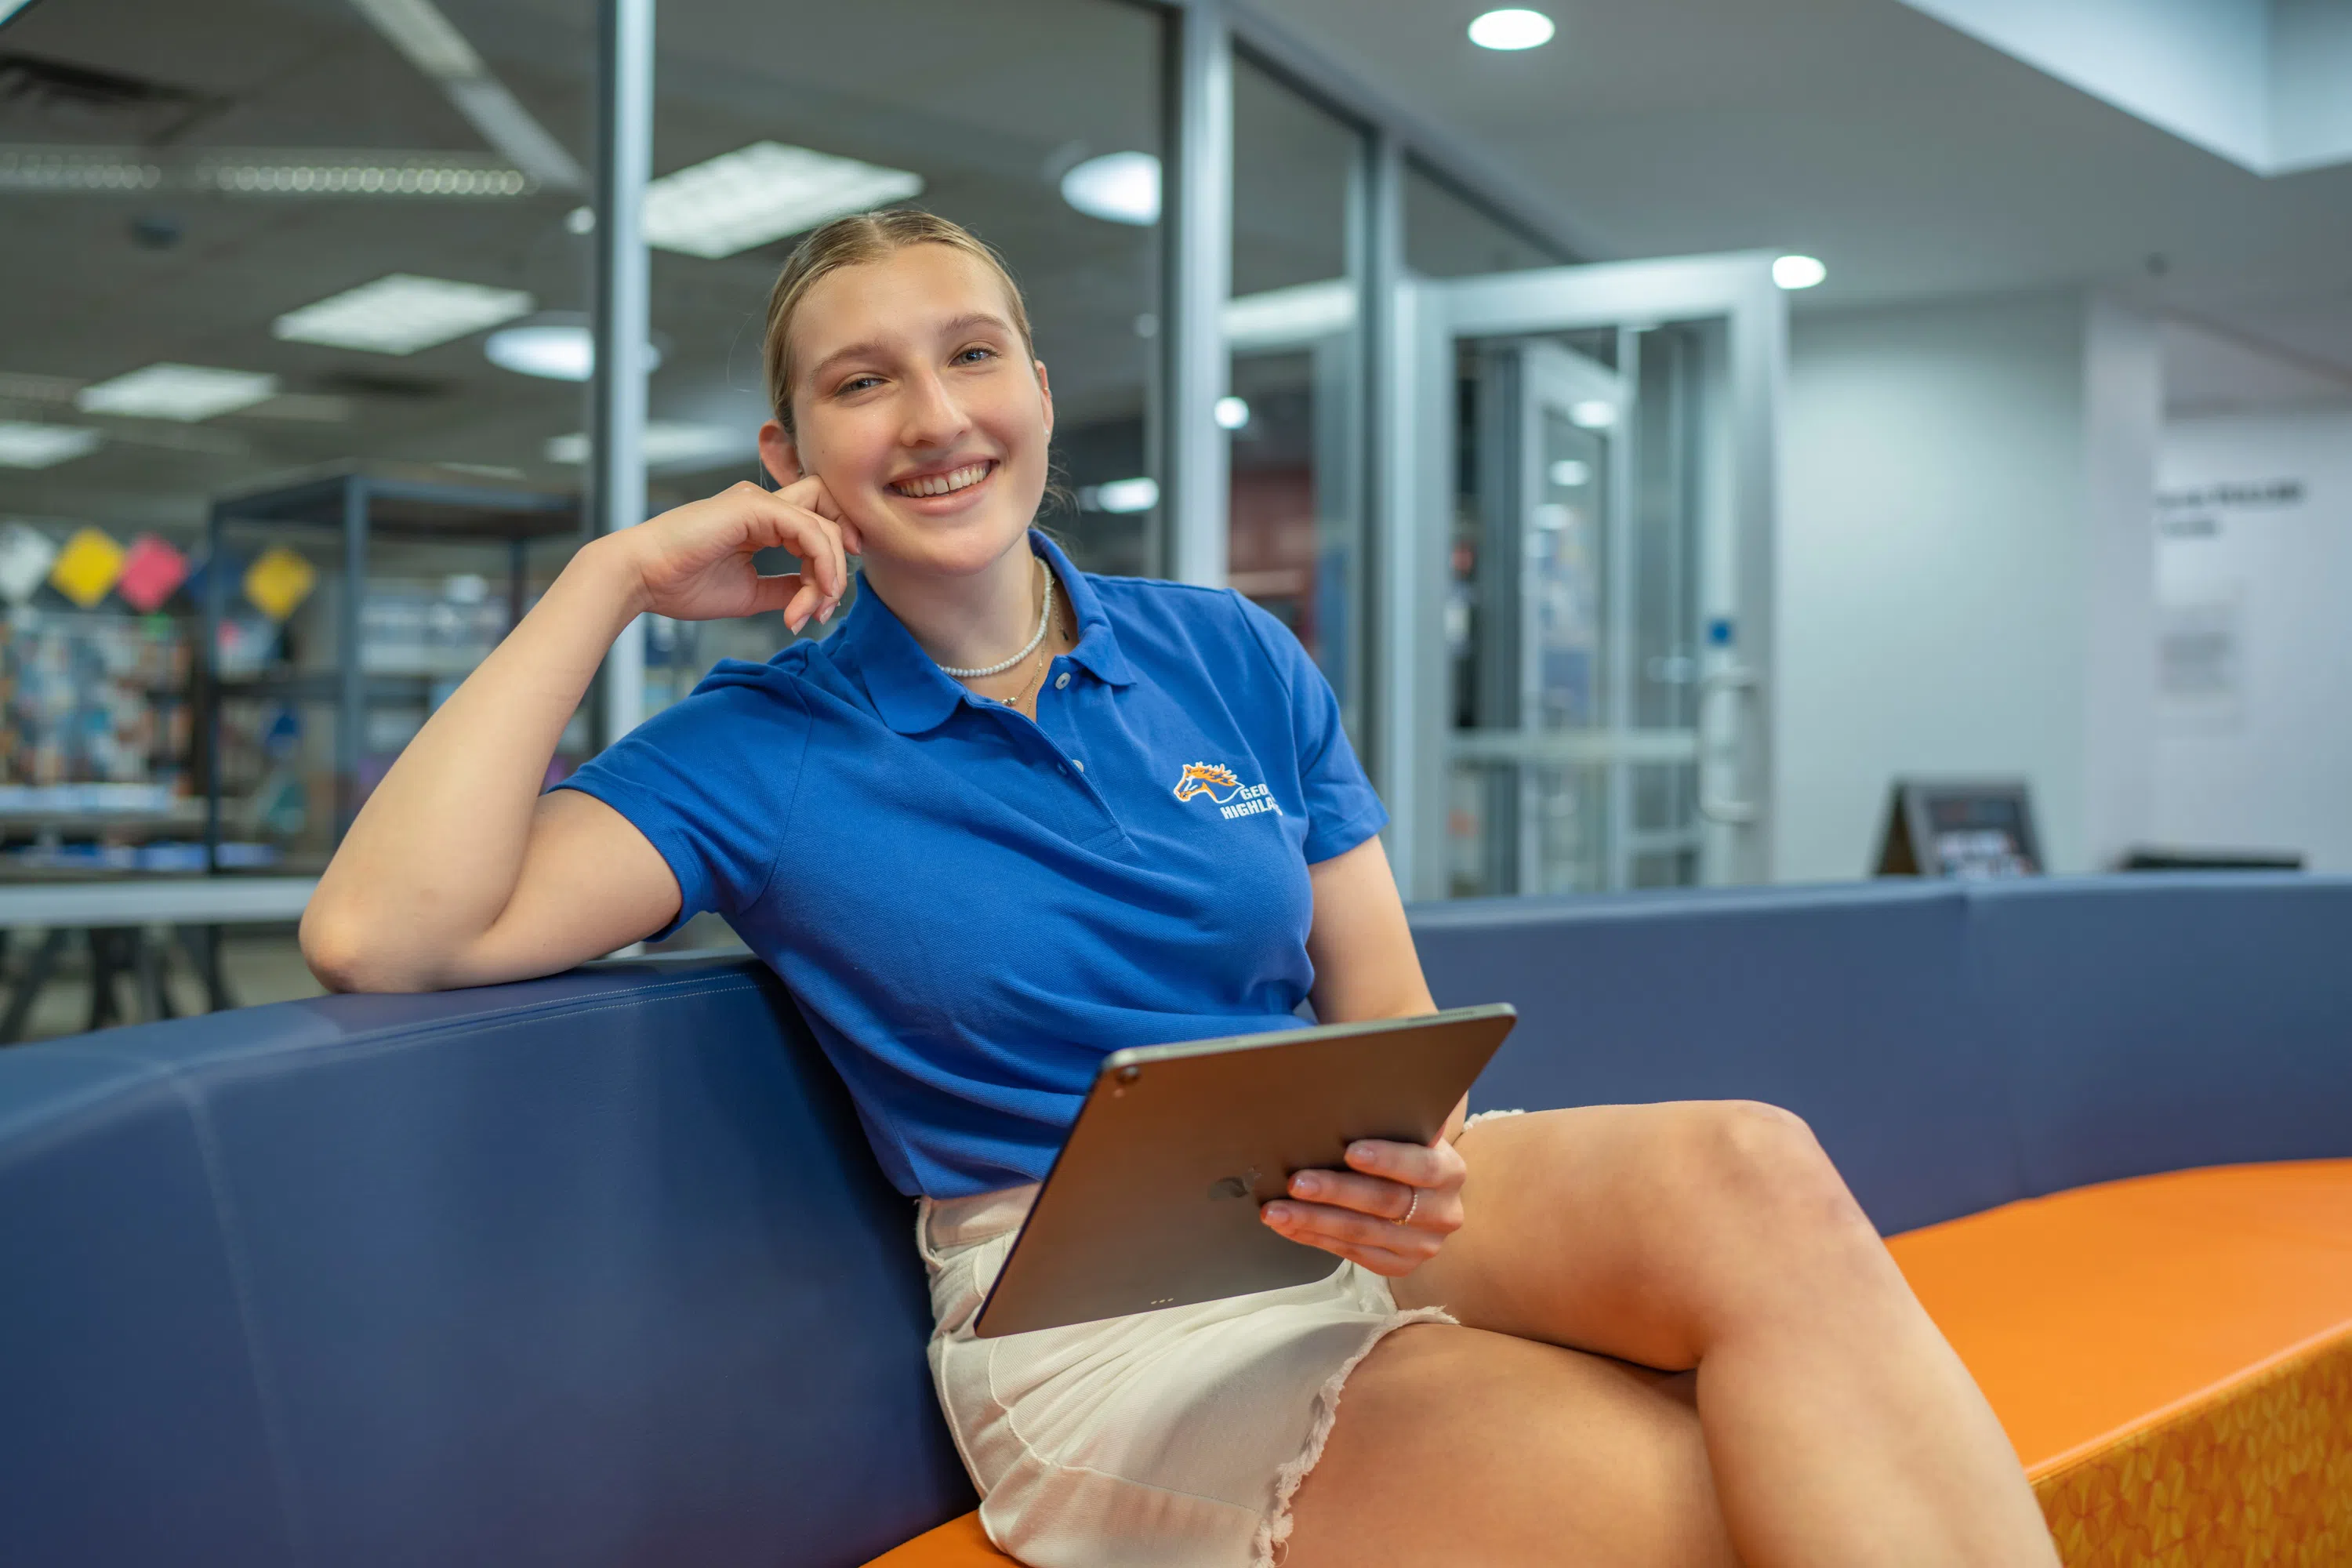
[{"xmin": 554, "ymin": 531, "xmax": 1388, "ymax": 1198}]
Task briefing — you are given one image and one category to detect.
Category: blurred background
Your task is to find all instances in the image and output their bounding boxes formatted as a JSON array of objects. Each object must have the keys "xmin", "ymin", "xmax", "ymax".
[{"xmin": 2, "ymin": 0, "xmax": 2347, "ymax": 1036}]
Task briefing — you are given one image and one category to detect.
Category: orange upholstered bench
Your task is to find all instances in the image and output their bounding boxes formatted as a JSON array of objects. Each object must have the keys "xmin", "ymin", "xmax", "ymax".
[{"xmin": 867, "ymin": 1160, "xmax": 2352, "ymax": 1566}]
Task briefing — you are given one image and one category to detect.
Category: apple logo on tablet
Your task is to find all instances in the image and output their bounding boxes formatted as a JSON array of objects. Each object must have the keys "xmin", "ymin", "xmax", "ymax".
[{"xmin": 1208, "ymin": 1168, "xmax": 1261, "ymax": 1202}]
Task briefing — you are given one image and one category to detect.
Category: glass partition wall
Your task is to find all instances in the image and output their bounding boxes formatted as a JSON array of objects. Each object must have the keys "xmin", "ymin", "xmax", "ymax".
[
  {"xmin": 0, "ymin": 0, "xmax": 598, "ymax": 877},
  {"xmin": 641, "ymin": 0, "xmax": 1168, "ymax": 710},
  {"xmin": 1228, "ymin": 54, "xmax": 1367, "ymax": 747},
  {"xmin": 1, "ymin": 0, "xmax": 1777, "ymax": 906}
]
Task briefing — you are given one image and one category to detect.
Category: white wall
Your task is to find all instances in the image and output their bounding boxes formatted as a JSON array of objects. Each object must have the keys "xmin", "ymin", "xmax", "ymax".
[
  {"xmin": 1776, "ymin": 289, "xmax": 2161, "ymax": 880},
  {"xmin": 2153, "ymin": 408, "xmax": 2352, "ymax": 869}
]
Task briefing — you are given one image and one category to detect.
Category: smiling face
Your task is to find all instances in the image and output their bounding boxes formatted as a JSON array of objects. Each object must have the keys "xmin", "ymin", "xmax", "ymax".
[{"xmin": 760, "ymin": 242, "xmax": 1054, "ymax": 581}]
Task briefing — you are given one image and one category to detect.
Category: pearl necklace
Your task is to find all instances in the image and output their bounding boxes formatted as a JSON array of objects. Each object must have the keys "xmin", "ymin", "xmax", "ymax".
[{"xmin": 937, "ymin": 556, "xmax": 1054, "ymax": 679}]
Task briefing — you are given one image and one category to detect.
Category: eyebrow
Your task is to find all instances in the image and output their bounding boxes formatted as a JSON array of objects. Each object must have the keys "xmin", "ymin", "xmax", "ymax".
[{"xmin": 807, "ymin": 312, "xmax": 1017, "ymax": 386}]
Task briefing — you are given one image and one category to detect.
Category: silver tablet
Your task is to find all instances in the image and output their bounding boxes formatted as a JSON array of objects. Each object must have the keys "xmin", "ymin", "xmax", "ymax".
[{"xmin": 973, "ymin": 1004, "xmax": 1517, "ymax": 1338}]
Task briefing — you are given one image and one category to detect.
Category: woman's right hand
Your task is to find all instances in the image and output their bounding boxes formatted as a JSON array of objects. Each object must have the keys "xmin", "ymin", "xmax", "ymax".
[{"xmin": 619, "ymin": 475, "xmax": 859, "ymax": 633}]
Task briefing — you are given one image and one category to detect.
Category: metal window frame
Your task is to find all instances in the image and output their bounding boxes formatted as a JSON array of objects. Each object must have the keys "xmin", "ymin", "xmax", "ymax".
[{"xmin": 587, "ymin": 0, "xmax": 1617, "ymax": 815}]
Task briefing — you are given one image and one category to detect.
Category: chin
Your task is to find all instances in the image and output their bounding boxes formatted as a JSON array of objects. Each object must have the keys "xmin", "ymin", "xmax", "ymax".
[{"xmin": 865, "ymin": 502, "xmax": 1042, "ymax": 579}]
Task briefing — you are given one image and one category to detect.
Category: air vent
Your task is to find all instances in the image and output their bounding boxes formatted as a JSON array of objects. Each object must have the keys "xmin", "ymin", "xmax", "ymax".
[{"xmin": 0, "ymin": 52, "xmax": 222, "ymax": 142}]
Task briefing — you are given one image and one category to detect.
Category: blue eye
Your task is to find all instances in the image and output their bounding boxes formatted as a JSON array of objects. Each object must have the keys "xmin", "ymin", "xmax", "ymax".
[
  {"xmin": 955, "ymin": 346, "xmax": 996, "ymax": 365},
  {"xmin": 839, "ymin": 376, "xmax": 882, "ymax": 394}
]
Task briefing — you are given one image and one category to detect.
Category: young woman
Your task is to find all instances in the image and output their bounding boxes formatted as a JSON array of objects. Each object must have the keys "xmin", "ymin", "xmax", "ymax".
[{"xmin": 303, "ymin": 211, "xmax": 2058, "ymax": 1568}]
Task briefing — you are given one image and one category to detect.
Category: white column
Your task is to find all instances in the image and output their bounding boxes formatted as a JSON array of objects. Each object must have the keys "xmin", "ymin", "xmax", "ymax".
[{"xmin": 592, "ymin": 0, "xmax": 654, "ymax": 742}]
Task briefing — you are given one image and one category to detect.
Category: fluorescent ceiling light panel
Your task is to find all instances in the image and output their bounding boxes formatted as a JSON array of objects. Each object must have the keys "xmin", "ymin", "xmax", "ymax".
[
  {"xmin": 545, "ymin": 422, "xmax": 746, "ymax": 470},
  {"xmin": 77, "ymin": 364, "xmax": 280, "ymax": 422},
  {"xmin": 274, "ymin": 274, "xmax": 535, "ymax": 355},
  {"xmin": 485, "ymin": 321, "xmax": 662, "ymax": 382},
  {"xmin": 642, "ymin": 143, "xmax": 924, "ymax": 260},
  {"xmin": 1082, "ymin": 477, "xmax": 1159, "ymax": 514},
  {"xmin": 1568, "ymin": 399, "xmax": 1617, "ymax": 430},
  {"xmin": 347, "ymin": 0, "xmax": 484, "ymax": 81},
  {"xmin": 1060, "ymin": 151, "xmax": 1160, "ymax": 226},
  {"xmin": 0, "ymin": 423, "xmax": 102, "ymax": 468},
  {"xmin": 1225, "ymin": 278, "xmax": 1356, "ymax": 349}
]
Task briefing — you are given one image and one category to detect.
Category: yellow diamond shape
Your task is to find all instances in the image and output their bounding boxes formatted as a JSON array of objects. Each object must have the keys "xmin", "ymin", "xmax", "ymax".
[
  {"xmin": 244, "ymin": 546, "xmax": 318, "ymax": 622},
  {"xmin": 49, "ymin": 526, "xmax": 126, "ymax": 608}
]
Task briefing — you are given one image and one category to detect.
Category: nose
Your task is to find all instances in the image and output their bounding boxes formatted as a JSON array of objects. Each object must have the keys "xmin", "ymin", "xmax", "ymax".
[{"xmin": 898, "ymin": 365, "xmax": 969, "ymax": 452}]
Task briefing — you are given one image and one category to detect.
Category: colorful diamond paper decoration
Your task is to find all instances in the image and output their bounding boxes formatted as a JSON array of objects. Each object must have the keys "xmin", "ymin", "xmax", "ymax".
[
  {"xmin": 243, "ymin": 545, "xmax": 317, "ymax": 622},
  {"xmin": 50, "ymin": 526, "xmax": 125, "ymax": 608},
  {"xmin": 0, "ymin": 521, "xmax": 58, "ymax": 606},
  {"xmin": 116, "ymin": 533, "xmax": 190, "ymax": 612}
]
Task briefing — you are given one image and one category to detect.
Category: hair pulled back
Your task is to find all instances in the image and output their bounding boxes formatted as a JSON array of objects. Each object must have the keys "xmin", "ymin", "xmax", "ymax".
[{"xmin": 761, "ymin": 209, "xmax": 1036, "ymax": 437}]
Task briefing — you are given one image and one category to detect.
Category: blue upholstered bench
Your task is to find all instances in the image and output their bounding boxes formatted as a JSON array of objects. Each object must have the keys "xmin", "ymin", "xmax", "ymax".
[{"xmin": 3, "ymin": 875, "xmax": 2347, "ymax": 1566}]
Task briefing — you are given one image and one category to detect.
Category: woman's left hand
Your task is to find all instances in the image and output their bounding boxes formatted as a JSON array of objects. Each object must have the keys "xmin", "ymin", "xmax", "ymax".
[{"xmin": 1261, "ymin": 1134, "xmax": 1468, "ymax": 1278}]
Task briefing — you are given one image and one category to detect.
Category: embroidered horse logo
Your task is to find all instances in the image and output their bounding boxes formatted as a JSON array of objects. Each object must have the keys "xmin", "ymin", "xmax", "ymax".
[{"xmin": 1173, "ymin": 762, "xmax": 1245, "ymax": 805}]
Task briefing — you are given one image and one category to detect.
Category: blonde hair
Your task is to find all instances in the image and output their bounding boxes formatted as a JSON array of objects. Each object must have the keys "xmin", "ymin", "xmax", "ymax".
[{"xmin": 762, "ymin": 209, "xmax": 1037, "ymax": 437}]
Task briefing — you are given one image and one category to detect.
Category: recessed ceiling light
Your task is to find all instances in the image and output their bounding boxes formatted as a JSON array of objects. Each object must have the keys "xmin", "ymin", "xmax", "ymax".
[
  {"xmin": 76, "ymin": 364, "xmax": 280, "ymax": 422},
  {"xmin": 1214, "ymin": 395, "xmax": 1251, "ymax": 430},
  {"xmin": 1568, "ymin": 399, "xmax": 1617, "ymax": 430},
  {"xmin": 1548, "ymin": 458, "xmax": 1592, "ymax": 488},
  {"xmin": 1773, "ymin": 254, "xmax": 1828, "ymax": 289},
  {"xmin": 1061, "ymin": 151, "xmax": 1160, "ymax": 226},
  {"xmin": 274, "ymin": 274, "xmax": 535, "ymax": 356},
  {"xmin": 544, "ymin": 421, "xmax": 746, "ymax": 470},
  {"xmin": 0, "ymin": 422, "xmax": 101, "ymax": 468},
  {"xmin": 1468, "ymin": 9, "xmax": 1555, "ymax": 50},
  {"xmin": 622, "ymin": 142, "xmax": 924, "ymax": 260},
  {"xmin": 484, "ymin": 318, "xmax": 662, "ymax": 382}
]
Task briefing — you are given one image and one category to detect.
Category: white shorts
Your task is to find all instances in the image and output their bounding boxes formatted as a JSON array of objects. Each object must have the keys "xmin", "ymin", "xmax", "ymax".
[{"xmin": 916, "ymin": 1183, "xmax": 1455, "ymax": 1568}]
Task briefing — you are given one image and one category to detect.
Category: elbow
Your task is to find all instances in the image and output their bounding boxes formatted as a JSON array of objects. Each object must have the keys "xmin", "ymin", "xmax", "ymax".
[{"xmin": 299, "ymin": 902, "xmax": 434, "ymax": 994}]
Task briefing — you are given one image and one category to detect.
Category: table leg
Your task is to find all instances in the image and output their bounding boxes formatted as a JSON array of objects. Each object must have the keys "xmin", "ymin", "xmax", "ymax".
[
  {"xmin": 2, "ymin": 929, "xmax": 71, "ymax": 1044},
  {"xmin": 176, "ymin": 925, "xmax": 238, "ymax": 1012},
  {"xmin": 134, "ymin": 927, "xmax": 176, "ymax": 1022}
]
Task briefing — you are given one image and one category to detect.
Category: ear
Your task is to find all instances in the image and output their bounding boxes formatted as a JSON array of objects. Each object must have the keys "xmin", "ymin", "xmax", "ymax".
[
  {"xmin": 757, "ymin": 419, "xmax": 801, "ymax": 488},
  {"xmin": 1034, "ymin": 360, "xmax": 1054, "ymax": 443}
]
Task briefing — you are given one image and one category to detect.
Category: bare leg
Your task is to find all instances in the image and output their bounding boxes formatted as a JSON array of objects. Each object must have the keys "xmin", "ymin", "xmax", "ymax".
[
  {"xmin": 1283, "ymin": 1322, "xmax": 1737, "ymax": 1567},
  {"xmin": 1339, "ymin": 1103, "xmax": 2054, "ymax": 1567}
]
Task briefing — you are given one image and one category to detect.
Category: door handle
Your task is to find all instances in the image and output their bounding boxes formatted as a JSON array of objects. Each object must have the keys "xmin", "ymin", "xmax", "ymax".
[{"xmin": 1697, "ymin": 666, "xmax": 1760, "ymax": 824}]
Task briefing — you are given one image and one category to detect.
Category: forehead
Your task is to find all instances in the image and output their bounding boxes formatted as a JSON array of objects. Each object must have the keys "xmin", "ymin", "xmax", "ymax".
[{"xmin": 791, "ymin": 244, "xmax": 1020, "ymax": 365}]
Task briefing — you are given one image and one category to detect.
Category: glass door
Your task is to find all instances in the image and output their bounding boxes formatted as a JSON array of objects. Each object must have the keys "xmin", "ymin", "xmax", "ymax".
[{"xmin": 1383, "ymin": 254, "xmax": 1784, "ymax": 898}]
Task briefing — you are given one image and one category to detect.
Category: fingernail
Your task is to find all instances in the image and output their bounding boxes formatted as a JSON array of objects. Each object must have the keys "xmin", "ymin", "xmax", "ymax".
[
  {"xmin": 1348, "ymin": 1143, "xmax": 1375, "ymax": 1163},
  {"xmin": 1292, "ymin": 1174, "xmax": 1321, "ymax": 1197},
  {"xmin": 1264, "ymin": 1203, "xmax": 1294, "ymax": 1225}
]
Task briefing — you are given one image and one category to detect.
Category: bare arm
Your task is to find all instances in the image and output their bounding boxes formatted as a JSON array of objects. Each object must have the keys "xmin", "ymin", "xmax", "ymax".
[
  {"xmin": 1270, "ymin": 833, "xmax": 1471, "ymax": 1275},
  {"xmin": 301, "ymin": 478, "xmax": 853, "ymax": 993}
]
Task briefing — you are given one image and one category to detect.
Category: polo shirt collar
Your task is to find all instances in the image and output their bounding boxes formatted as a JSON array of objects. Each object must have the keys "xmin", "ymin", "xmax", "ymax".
[{"xmin": 840, "ymin": 529, "xmax": 1136, "ymax": 736}]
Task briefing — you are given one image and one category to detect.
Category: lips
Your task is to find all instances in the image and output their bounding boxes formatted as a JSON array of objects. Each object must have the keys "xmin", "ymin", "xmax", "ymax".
[{"xmin": 889, "ymin": 459, "xmax": 995, "ymax": 499}]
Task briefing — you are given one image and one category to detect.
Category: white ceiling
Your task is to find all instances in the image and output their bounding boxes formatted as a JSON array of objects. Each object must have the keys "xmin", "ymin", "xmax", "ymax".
[{"xmin": 1259, "ymin": 0, "xmax": 2352, "ymax": 404}]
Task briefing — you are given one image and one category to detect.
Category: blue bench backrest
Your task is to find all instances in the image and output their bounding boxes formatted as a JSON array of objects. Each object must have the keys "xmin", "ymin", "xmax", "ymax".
[{"xmin": 2, "ymin": 875, "xmax": 2347, "ymax": 1566}]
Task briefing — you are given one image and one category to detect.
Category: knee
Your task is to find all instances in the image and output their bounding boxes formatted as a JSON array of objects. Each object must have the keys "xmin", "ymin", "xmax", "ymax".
[{"xmin": 1661, "ymin": 1101, "xmax": 1871, "ymax": 1251}]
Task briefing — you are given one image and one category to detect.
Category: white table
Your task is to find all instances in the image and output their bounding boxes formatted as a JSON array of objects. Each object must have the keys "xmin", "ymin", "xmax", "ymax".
[{"xmin": 0, "ymin": 878, "xmax": 317, "ymax": 1042}]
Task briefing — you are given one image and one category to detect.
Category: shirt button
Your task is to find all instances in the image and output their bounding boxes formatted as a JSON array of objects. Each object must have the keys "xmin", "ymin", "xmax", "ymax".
[
  {"xmin": 1054, "ymin": 672, "xmax": 1070, "ymax": 690},
  {"xmin": 1072, "ymin": 758, "xmax": 1086, "ymax": 772}
]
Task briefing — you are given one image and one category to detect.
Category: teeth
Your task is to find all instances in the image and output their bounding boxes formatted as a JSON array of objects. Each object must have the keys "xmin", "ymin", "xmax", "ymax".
[{"xmin": 895, "ymin": 461, "xmax": 991, "ymax": 498}]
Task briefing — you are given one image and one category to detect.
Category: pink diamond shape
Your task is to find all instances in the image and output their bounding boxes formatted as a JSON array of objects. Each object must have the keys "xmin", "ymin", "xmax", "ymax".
[{"xmin": 116, "ymin": 534, "xmax": 190, "ymax": 612}]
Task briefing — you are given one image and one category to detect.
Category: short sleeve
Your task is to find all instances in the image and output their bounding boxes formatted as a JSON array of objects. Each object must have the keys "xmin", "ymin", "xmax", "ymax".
[
  {"xmin": 1231, "ymin": 593, "xmax": 1390, "ymax": 864},
  {"xmin": 550, "ymin": 661, "xmax": 811, "ymax": 941}
]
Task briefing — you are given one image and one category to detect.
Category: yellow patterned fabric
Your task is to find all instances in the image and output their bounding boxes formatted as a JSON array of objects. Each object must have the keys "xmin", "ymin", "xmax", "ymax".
[
  {"xmin": 1891, "ymin": 1161, "xmax": 2352, "ymax": 1568},
  {"xmin": 2032, "ymin": 1323, "xmax": 2352, "ymax": 1567}
]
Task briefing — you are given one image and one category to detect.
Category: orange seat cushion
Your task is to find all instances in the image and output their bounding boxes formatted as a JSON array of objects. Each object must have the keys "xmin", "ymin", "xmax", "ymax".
[
  {"xmin": 861, "ymin": 1511, "xmax": 1016, "ymax": 1566},
  {"xmin": 866, "ymin": 1160, "xmax": 2352, "ymax": 1567},
  {"xmin": 1888, "ymin": 1160, "xmax": 2352, "ymax": 1564}
]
